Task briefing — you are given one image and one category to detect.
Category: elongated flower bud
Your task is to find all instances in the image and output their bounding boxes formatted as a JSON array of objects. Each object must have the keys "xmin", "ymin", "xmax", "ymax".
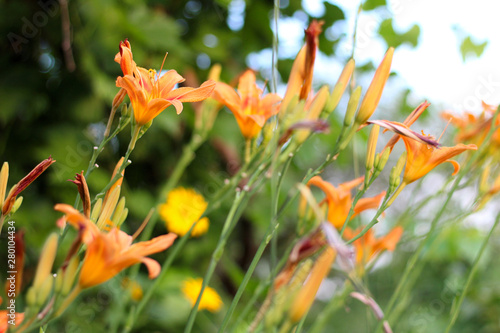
[
  {"xmin": 0, "ymin": 162, "xmax": 9, "ymax": 209},
  {"xmin": 355, "ymin": 47, "xmax": 394, "ymax": 125},
  {"xmin": 289, "ymin": 246, "xmax": 336, "ymax": 323},
  {"xmin": 366, "ymin": 124, "xmax": 380, "ymax": 173},
  {"xmin": 62, "ymin": 256, "xmax": 80, "ymax": 295},
  {"xmin": 2, "ymin": 157, "xmax": 55, "ymax": 215},
  {"xmin": 33, "ymin": 233, "xmax": 58, "ymax": 290},
  {"xmin": 324, "ymin": 59, "xmax": 355, "ymax": 117},
  {"xmin": 389, "ymin": 152, "xmax": 406, "ymax": 191},
  {"xmin": 296, "ymin": 86, "xmax": 330, "ymax": 143},
  {"xmin": 345, "ymin": 86, "xmax": 362, "ymax": 127}
]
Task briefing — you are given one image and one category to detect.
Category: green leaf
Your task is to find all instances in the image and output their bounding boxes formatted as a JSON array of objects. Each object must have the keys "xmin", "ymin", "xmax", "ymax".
[
  {"xmin": 378, "ymin": 18, "xmax": 420, "ymax": 48},
  {"xmin": 460, "ymin": 36, "xmax": 488, "ymax": 62},
  {"xmin": 362, "ymin": 0, "xmax": 386, "ymax": 11}
]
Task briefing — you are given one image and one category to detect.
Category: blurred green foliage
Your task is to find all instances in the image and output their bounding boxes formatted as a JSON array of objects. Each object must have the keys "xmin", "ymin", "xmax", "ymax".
[{"xmin": 0, "ymin": 1, "xmax": 499, "ymax": 332}]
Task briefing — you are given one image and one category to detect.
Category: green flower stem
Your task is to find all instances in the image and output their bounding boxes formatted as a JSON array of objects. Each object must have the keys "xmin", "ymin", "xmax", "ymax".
[
  {"xmin": 444, "ymin": 212, "xmax": 500, "ymax": 333},
  {"xmin": 121, "ymin": 136, "xmax": 271, "ymax": 333},
  {"xmin": 122, "ymin": 224, "xmax": 197, "ymax": 333},
  {"xmin": 184, "ymin": 190, "xmax": 248, "ymax": 333},
  {"xmin": 308, "ymin": 282, "xmax": 354, "ymax": 333},
  {"xmin": 183, "ymin": 161, "xmax": 271, "ymax": 333},
  {"xmin": 71, "ymin": 118, "xmax": 126, "ymax": 209},
  {"xmin": 345, "ymin": 190, "xmax": 392, "ymax": 245},
  {"xmin": 374, "ymin": 179, "xmax": 462, "ymax": 333}
]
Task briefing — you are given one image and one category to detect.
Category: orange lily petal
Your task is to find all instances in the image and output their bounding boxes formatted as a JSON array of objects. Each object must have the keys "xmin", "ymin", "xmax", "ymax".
[{"xmin": 401, "ymin": 135, "xmax": 477, "ymax": 184}]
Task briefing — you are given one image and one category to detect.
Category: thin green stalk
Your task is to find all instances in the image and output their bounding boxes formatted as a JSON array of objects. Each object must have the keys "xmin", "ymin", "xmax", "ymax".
[
  {"xmin": 444, "ymin": 212, "xmax": 500, "ymax": 333},
  {"xmin": 122, "ymin": 225, "xmax": 196, "ymax": 333},
  {"xmin": 308, "ymin": 282, "xmax": 354, "ymax": 333},
  {"xmin": 346, "ymin": 190, "xmax": 392, "ymax": 245},
  {"xmin": 184, "ymin": 189, "xmax": 247, "ymax": 333}
]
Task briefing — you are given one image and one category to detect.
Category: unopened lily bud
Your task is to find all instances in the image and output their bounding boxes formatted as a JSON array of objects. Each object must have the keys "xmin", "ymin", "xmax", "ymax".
[
  {"xmin": 372, "ymin": 148, "xmax": 392, "ymax": 180},
  {"xmin": 121, "ymin": 103, "xmax": 130, "ymax": 118},
  {"xmin": 389, "ymin": 152, "xmax": 406, "ymax": 191},
  {"xmin": 62, "ymin": 257, "xmax": 80, "ymax": 295},
  {"xmin": 324, "ymin": 59, "xmax": 355, "ymax": 117},
  {"xmin": 112, "ymin": 88, "xmax": 127, "ymax": 110},
  {"xmin": 479, "ymin": 164, "xmax": 491, "ymax": 194},
  {"xmin": 0, "ymin": 162, "xmax": 9, "ymax": 208},
  {"xmin": 97, "ymin": 186, "xmax": 121, "ymax": 229},
  {"xmin": 111, "ymin": 196, "xmax": 126, "ymax": 226},
  {"xmin": 139, "ymin": 120, "xmax": 153, "ymax": 139},
  {"xmin": 355, "ymin": 47, "xmax": 394, "ymax": 125},
  {"xmin": 2, "ymin": 157, "xmax": 55, "ymax": 215},
  {"xmin": 26, "ymin": 286, "xmax": 37, "ymax": 306},
  {"xmin": 55, "ymin": 269, "xmax": 64, "ymax": 293},
  {"xmin": 118, "ymin": 208, "xmax": 128, "ymax": 227},
  {"xmin": 289, "ymin": 247, "xmax": 336, "ymax": 323},
  {"xmin": 285, "ymin": 95, "xmax": 305, "ymax": 115},
  {"xmin": 366, "ymin": 124, "xmax": 380, "ymax": 173},
  {"xmin": 33, "ymin": 233, "xmax": 58, "ymax": 290},
  {"xmin": 375, "ymin": 148, "xmax": 391, "ymax": 172},
  {"xmin": 69, "ymin": 172, "xmax": 91, "ymax": 218},
  {"xmin": 11, "ymin": 196, "xmax": 23, "ymax": 214},
  {"xmin": 296, "ymin": 86, "xmax": 330, "ymax": 143},
  {"xmin": 344, "ymin": 86, "xmax": 362, "ymax": 127},
  {"xmin": 90, "ymin": 198, "xmax": 103, "ymax": 222},
  {"xmin": 36, "ymin": 275, "xmax": 54, "ymax": 306},
  {"xmin": 208, "ymin": 63, "xmax": 221, "ymax": 81}
]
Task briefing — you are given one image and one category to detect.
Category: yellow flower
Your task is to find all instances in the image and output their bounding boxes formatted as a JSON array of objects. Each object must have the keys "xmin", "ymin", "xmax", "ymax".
[
  {"xmin": 181, "ymin": 277, "xmax": 222, "ymax": 313},
  {"xmin": 159, "ymin": 187, "xmax": 209, "ymax": 237}
]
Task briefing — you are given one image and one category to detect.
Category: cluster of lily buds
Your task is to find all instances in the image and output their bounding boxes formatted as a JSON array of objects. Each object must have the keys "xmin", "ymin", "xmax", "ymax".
[{"xmin": 0, "ymin": 157, "xmax": 55, "ymax": 222}]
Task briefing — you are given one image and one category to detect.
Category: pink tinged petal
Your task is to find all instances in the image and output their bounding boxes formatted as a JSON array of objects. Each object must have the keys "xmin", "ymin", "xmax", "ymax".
[
  {"xmin": 350, "ymin": 292, "xmax": 384, "ymax": 320},
  {"xmin": 368, "ymin": 120, "xmax": 440, "ymax": 148},
  {"xmin": 170, "ymin": 99, "xmax": 183, "ymax": 114},
  {"xmin": 140, "ymin": 257, "xmax": 162, "ymax": 279}
]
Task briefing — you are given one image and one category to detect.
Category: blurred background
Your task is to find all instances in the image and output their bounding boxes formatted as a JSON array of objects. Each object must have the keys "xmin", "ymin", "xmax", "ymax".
[{"xmin": 1, "ymin": 0, "xmax": 499, "ymax": 332}]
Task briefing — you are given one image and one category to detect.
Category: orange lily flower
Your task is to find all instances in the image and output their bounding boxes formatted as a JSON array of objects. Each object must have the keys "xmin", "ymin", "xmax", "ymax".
[
  {"xmin": 78, "ymin": 228, "xmax": 176, "ymax": 288},
  {"xmin": 213, "ymin": 69, "xmax": 281, "ymax": 138},
  {"xmin": 442, "ymin": 103, "xmax": 500, "ymax": 149},
  {"xmin": 344, "ymin": 226, "xmax": 403, "ymax": 265},
  {"xmin": 399, "ymin": 130, "xmax": 477, "ymax": 184},
  {"xmin": 115, "ymin": 40, "xmax": 216, "ymax": 126},
  {"xmin": 54, "ymin": 203, "xmax": 177, "ymax": 288},
  {"xmin": 307, "ymin": 176, "xmax": 386, "ymax": 229}
]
